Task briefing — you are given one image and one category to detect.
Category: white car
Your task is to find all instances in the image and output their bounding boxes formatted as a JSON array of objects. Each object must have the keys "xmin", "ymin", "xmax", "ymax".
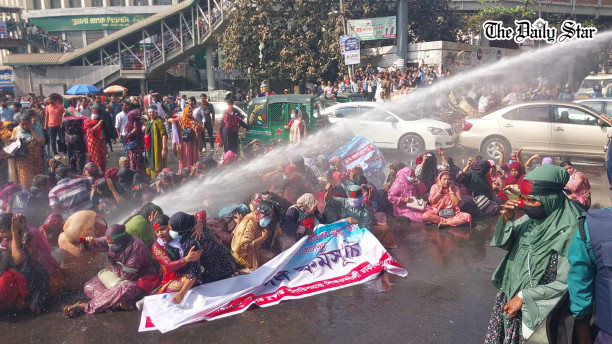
[
  {"xmin": 459, "ymin": 101, "xmax": 610, "ymax": 160},
  {"xmin": 322, "ymin": 102, "xmax": 459, "ymax": 155}
]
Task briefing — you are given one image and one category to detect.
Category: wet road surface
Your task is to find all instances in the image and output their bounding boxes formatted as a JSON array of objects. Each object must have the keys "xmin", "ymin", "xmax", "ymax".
[{"xmin": 1, "ymin": 148, "xmax": 610, "ymax": 344}]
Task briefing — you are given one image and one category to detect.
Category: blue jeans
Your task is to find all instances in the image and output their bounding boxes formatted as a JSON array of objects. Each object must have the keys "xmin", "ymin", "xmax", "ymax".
[
  {"xmin": 47, "ymin": 126, "xmax": 60, "ymax": 155},
  {"xmin": 607, "ymin": 139, "xmax": 612, "ymax": 187}
]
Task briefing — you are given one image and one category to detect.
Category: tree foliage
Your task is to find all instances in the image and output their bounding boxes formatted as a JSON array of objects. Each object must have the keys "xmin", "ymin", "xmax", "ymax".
[{"xmin": 218, "ymin": 0, "xmax": 462, "ymax": 81}]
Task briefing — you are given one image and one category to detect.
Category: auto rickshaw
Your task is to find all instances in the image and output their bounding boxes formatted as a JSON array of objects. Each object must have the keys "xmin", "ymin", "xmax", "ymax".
[{"xmin": 244, "ymin": 95, "xmax": 328, "ymax": 145}]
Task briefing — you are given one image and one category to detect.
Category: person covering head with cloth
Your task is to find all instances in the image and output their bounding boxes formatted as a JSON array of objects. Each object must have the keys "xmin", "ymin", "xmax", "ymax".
[
  {"xmin": 484, "ymin": 164, "xmax": 585, "ymax": 343},
  {"xmin": 63, "ymin": 224, "xmax": 158, "ymax": 318},
  {"xmin": 145, "ymin": 105, "xmax": 168, "ymax": 178}
]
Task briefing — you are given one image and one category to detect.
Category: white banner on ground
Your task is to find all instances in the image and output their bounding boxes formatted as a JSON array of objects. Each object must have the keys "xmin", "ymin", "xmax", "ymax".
[{"xmin": 139, "ymin": 222, "xmax": 407, "ymax": 333}]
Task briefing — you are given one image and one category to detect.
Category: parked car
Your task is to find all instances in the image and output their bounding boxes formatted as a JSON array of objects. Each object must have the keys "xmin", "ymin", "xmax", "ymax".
[
  {"xmin": 574, "ymin": 98, "xmax": 612, "ymax": 117},
  {"xmin": 322, "ymin": 102, "xmax": 459, "ymax": 156},
  {"xmin": 459, "ymin": 101, "xmax": 611, "ymax": 160}
]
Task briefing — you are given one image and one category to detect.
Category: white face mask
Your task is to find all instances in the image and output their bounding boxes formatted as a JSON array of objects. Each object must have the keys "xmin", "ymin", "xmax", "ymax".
[
  {"xmin": 92, "ymin": 114, "xmax": 99, "ymax": 120},
  {"xmin": 406, "ymin": 175, "xmax": 416, "ymax": 183}
]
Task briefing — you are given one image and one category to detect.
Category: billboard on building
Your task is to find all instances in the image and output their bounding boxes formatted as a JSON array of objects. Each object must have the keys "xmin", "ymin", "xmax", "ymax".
[
  {"xmin": 0, "ymin": 69, "xmax": 14, "ymax": 93},
  {"xmin": 29, "ymin": 14, "xmax": 152, "ymax": 32},
  {"xmin": 347, "ymin": 16, "xmax": 396, "ymax": 41}
]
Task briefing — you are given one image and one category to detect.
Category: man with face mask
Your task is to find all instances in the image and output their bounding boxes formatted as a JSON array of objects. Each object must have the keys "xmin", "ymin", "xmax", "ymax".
[
  {"xmin": 323, "ymin": 184, "xmax": 372, "ymax": 230},
  {"xmin": 230, "ymin": 200, "xmax": 278, "ymax": 271},
  {"xmin": 484, "ymin": 164, "xmax": 585, "ymax": 342}
]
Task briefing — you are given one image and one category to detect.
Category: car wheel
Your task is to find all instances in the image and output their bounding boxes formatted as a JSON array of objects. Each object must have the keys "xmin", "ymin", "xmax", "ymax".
[
  {"xmin": 398, "ymin": 134, "xmax": 424, "ymax": 157},
  {"xmin": 481, "ymin": 137, "xmax": 510, "ymax": 161}
]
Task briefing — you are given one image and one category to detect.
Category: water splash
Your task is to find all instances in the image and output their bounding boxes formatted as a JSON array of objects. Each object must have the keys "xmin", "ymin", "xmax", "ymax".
[{"xmin": 121, "ymin": 31, "xmax": 612, "ymax": 219}]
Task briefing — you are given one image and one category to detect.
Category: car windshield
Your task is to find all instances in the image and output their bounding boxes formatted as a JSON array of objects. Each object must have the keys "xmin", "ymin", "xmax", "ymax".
[{"xmin": 580, "ymin": 79, "xmax": 602, "ymax": 89}]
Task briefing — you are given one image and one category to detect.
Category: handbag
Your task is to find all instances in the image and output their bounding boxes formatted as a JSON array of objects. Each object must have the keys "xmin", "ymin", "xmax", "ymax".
[
  {"xmin": 97, "ymin": 268, "xmax": 128, "ymax": 289},
  {"xmin": 438, "ymin": 208, "xmax": 455, "ymax": 218},
  {"xmin": 4, "ymin": 138, "xmax": 27, "ymax": 158},
  {"xmin": 405, "ymin": 197, "xmax": 426, "ymax": 211},
  {"xmin": 473, "ymin": 194, "xmax": 492, "ymax": 212},
  {"xmin": 181, "ymin": 127, "xmax": 194, "ymax": 142}
]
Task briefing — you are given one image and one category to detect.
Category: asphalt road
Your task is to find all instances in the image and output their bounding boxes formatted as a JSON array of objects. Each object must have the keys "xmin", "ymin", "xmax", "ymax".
[{"xmin": 1, "ymin": 144, "xmax": 610, "ymax": 344}]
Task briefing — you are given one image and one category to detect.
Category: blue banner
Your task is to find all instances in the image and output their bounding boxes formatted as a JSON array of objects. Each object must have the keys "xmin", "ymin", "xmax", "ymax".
[
  {"xmin": 330, "ymin": 136, "xmax": 386, "ymax": 177},
  {"xmin": 0, "ymin": 69, "xmax": 13, "ymax": 93}
]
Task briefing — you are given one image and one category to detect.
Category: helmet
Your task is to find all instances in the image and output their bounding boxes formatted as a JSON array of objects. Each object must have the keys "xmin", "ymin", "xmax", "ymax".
[
  {"xmin": 256, "ymin": 200, "xmax": 274, "ymax": 216},
  {"xmin": 594, "ymin": 84, "xmax": 602, "ymax": 92},
  {"xmin": 564, "ymin": 84, "xmax": 571, "ymax": 90}
]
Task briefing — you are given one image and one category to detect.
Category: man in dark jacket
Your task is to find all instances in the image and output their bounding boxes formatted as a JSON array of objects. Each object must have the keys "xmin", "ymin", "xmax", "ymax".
[{"xmin": 7, "ymin": 174, "xmax": 50, "ymax": 227}]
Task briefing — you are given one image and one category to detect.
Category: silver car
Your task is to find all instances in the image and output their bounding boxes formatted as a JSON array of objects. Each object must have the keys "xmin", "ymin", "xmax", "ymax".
[{"xmin": 459, "ymin": 101, "xmax": 611, "ymax": 160}]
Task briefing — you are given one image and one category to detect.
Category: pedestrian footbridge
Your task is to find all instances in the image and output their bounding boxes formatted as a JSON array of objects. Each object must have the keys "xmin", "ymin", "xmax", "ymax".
[{"xmin": 5, "ymin": 0, "xmax": 232, "ymax": 92}]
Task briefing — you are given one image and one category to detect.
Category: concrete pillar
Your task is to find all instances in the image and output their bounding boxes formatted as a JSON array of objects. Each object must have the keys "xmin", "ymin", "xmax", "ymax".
[
  {"xmin": 140, "ymin": 79, "xmax": 146, "ymax": 94},
  {"xmin": 82, "ymin": 0, "xmax": 91, "ymax": 6},
  {"xmin": 42, "ymin": 0, "xmax": 50, "ymax": 9},
  {"xmin": 206, "ymin": 44, "xmax": 215, "ymax": 91},
  {"xmin": 396, "ymin": 0, "xmax": 408, "ymax": 73},
  {"xmin": 60, "ymin": 0, "xmax": 68, "ymax": 8}
]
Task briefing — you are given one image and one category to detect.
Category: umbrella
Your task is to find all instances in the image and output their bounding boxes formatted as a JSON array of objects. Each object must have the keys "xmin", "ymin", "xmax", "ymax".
[
  {"xmin": 65, "ymin": 84, "xmax": 101, "ymax": 95},
  {"xmin": 103, "ymin": 85, "xmax": 127, "ymax": 93}
]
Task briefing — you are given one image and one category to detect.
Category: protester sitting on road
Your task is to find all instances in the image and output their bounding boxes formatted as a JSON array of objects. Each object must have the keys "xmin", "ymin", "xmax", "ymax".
[
  {"xmin": 485, "ymin": 164, "xmax": 585, "ymax": 342},
  {"xmin": 207, "ymin": 204, "xmax": 249, "ymax": 247},
  {"xmin": 503, "ymin": 162, "xmax": 525, "ymax": 187},
  {"xmin": 0, "ymin": 214, "xmax": 54, "ymax": 314},
  {"xmin": 90, "ymin": 178, "xmax": 124, "ymax": 216},
  {"xmin": 387, "ymin": 167, "xmax": 428, "ymax": 223},
  {"xmin": 498, "ymin": 146, "xmax": 523, "ymax": 178},
  {"xmin": 63, "ymin": 223, "xmax": 158, "ymax": 318},
  {"xmin": 324, "ymin": 184, "xmax": 372, "ymax": 230},
  {"xmin": 279, "ymin": 193, "xmax": 322, "ymax": 251},
  {"xmin": 456, "ymin": 157, "xmax": 499, "ymax": 218},
  {"xmin": 49, "ymin": 165, "xmax": 93, "ymax": 218},
  {"xmin": 7, "ymin": 174, "xmax": 50, "ymax": 228},
  {"xmin": 415, "ymin": 148, "xmax": 449, "ymax": 190},
  {"xmin": 561, "ymin": 161, "xmax": 591, "ymax": 211},
  {"xmin": 423, "ymin": 171, "xmax": 471, "ymax": 228},
  {"xmin": 231, "ymin": 200, "xmax": 278, "ymax": 271},
  {"xmin": 488, "ymin": 160, "xmax": 503, "ymax": 193}
]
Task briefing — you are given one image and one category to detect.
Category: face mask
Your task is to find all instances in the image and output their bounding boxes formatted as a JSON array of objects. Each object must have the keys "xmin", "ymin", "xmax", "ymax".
[
  {"xmin": 169, "ymin": 230, "xmax": 182, "ymax": 241},
  {"xmin": 92, "ymin": 114, "xmax": 99, "ymax": 120},
  {"xmin": 291, "ymin": 114, "xmax": 296, "ymax": 119},
  {"xmin": 406, "ymin": 175, "xmax": 416, "ymax": 183},
  {"xmin": 509, "ymin": 159, "xmax": 516, "ymax": 164},
  {"xmin": 259, "ymin": 216, "xmax": 272, "ymax": 228},
  {"xmin": 348, "ymin": 195, "xmax": 364, "ymax": 208},
  {"xmin": 523, "ymin": 204, "xmax": 547, "ymax": 220},
  {"xmin": 109, "ymin": 244, "xmax": 122, "ymax": 252}
]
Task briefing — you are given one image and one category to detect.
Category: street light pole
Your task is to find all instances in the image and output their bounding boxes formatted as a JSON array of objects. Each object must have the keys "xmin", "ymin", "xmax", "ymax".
[{"xmin": 339, "ymin": 0, "xmax": 352, "ymax": 78}]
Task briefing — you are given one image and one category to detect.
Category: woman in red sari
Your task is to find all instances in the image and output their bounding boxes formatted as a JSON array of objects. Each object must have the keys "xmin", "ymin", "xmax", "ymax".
[
  {"xmin": 83, "ymin": 110, "xmax": 106, "ymax": 172},
  {"xmin": 151, "ymin": 215, "xmax": 201, "ymax": 295}
]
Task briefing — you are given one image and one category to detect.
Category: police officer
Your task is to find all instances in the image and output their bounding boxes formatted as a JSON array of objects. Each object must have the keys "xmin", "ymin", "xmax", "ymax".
[
  {"xmin": 592, "ymin": 84, "xmax": 603, "ymax": 98},
  {"xmin": 568, "ymin": 209, "xmax": 612, "ymax": 343},
  {"xmin": 557, "ymin": 84, "xmax": 575, "ymax": 102}
]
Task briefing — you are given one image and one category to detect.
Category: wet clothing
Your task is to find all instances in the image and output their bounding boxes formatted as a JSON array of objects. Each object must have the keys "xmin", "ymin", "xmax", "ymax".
[
  {"xmin": 423, "ymin": 176, "xmax": 471, "ymax": 227},
  {"xmin": 125, "ymin": 215, "xmax": 155, "ymax": 248},
  {"xmin": 485, "ymin": 253, "xmax": 559, "ymax": 344},
  {"xmin": 565, "ymin": 170, "xmax": 591, "ymax": 210},
  {"xmin": 323, "ymin": 196, "xmax": 372, "ymax": 230},
  {"xmin": 488, "ymin": 164, "xmax": 585, "ymax": 339},
  {"xmin": 387, "ymin": 167, "xmax": 428, "ymax": 222},
  {"xmin": 49, "ymin": 177, "xmax": 93, "ymax": 217},
  {"xmin": 9, "ymin": 187, "xmax": 49, "ymax": 227},
  {"xmin": 6, "ymin": 249, "xmax": 53, "ymax": 312},
  {"xmin": 83, "ymin": 235, "xmax": 157, "ymax": 313}
]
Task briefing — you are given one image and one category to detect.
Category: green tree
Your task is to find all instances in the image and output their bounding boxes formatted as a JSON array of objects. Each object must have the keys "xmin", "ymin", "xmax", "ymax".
[{"xmin": 219, "ymin": 0, "xmax": 462, "ymax": 82}]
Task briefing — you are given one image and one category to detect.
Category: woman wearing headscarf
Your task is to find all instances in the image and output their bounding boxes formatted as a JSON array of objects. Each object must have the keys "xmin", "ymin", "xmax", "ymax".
[
  {"xmin": 124, "ymin": 109, "xmax": 145, "ymax": 174},
  {"xmin": 219, "ymin": 150, "xmax": 239, "ymax": 169},
  {"xmin": 165, "ymin": 212, "xmax": 236, "ymax": 286},
  {"xmin": 219, "ymin": 98, "xmax": 248, "ymax": 157},
  {"xmin": 177, "ymin": 105, "xmax": 201, "ymax": 171},
  {"xmin": 311, "ymin": 154, "xmax": 330, "ymax": 182},
  {"xmin": 89, "ymin": 178, "xmax": 124, "ymax": 215},
  {"xmin": 82, "ymin": 109, "xmax": 106, "ymax": 172},
  {"xmin": 415, "ymin": 148, "xmax": 449, "ymax": 190},
  {"xmin": 63, "ymin": 224, "xmax": 158, "ymax": 317},
  {"xmin": 83, "ymin": 161, "xmax": 102, "ymax": 181},
  {"xmin": 456, "ymin": 157, "xmax": 499, "ymax": 218},
  {"xmin": 503, "ymin": 161, "xmax": 525, "ymax": 187},
  {"xmin": 484, "ymin": 164, "xmax": 585, "ymax": 343},
  {"xmin": 279, "ymin": 193, "xmax": 323, "ymax": 251},
  {"xmin": 11, "ymin": 111, "xmax": 45, "ymax": 188},
  {"xmin": 122, "ymin": 202, "xmax": 162, "ymax": 248},
  {"xmin": 151, "ymin": 214, "xmax": 202, "ymax": 301},
  {"xmin": 488, "ymin": 160, "xmax": 503, "ymax": 193},
  {"xmin": 560, "ymin": 161, "xmax": 591, "ymax": 211},
  {"xmin": 0, "ymin": 214, "xmax": 53, "ymax": 314},
  {"xmin": 387, "ymin": 167, "xmax": 428, "ymax": 222},
  {"xmin": 423, "ymin": 171, "xmax": 471, "ymax": 228}
]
